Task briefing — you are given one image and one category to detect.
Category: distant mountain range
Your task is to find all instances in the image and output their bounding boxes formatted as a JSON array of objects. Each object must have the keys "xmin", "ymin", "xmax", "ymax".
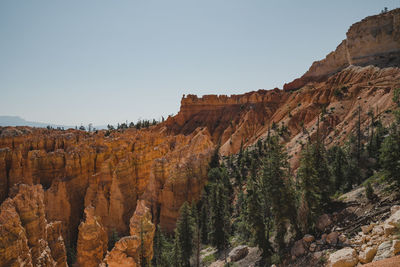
[{"xmin": 0, "ymin": 116, "xmax": 107, "ymax": 130}]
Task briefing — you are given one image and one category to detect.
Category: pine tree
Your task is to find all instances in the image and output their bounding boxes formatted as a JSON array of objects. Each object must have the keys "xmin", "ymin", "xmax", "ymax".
[
  {"xmin": 246, "ymin": 177, "xmax": 273, "ymax": 260},
  {"xmin": 380, "ymin": 125, "xmax": 400, "ymax": 186},
  {"xmin": 152, "ymin": 225, "xmax": 167, "ymax": 267},
  {"xmin": 199, "ymin": 194, "xmax": 209, "ymax": 244},
  {"xmin": 313, "ymin": 143, "xmax": 332, "ymax": 205},
  {"xmin": 208, "ymin": 181, "xmax": 230, "ymax": 252},
  {"xmin": 234, "ymin": 191, "xmax": 251, "ymax": 242},
  {"xmin": 367, "ymin": 119, "xmax": 386, "ymax": 167},
  {"xmin": 209, "ymin": 144, "xmax": 221, "ymax": 169},
  {"xmin": 328, "ymin": 146, "xmax": 346, "ymax": 192},
  {"xmin": 344, "ymin": 135, "xmax": 361, "ymax": 189},
  {"xmin": 139, "ymin": 221, "xmax": 148, "ymax": 267},
  {"xmin": 175, "ymin": 202, "xmax": 194, "ymax": 267},
  {"xmin": 191, "ymin": 202, "xmax": 201, "ymax": 267},
  {"xmin": 298, "ymin": 144, "xmax": 322, "ymax": 233},
  {"xmin": 365, "ymin": 181, "xmax": 377, "ymax": 202},
  {"xmin": 108, "ymin": 228, "xmax": 120, "ymax": 250},
  {"xmin": 172, "ymin": 237, "xmax": 181, "ymax": 267},
  {"xmin": 262, "ymin": 136, "xmax": 299, "ymax": 252},
  {"xmin": 357, "ymin": 104, "xmax": 362, "ymax": 163}
]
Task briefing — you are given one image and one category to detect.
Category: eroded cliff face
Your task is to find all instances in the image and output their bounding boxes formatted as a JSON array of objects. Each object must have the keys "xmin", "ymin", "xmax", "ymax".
[
  {"xmin": 166, "ymin": 65, "xmax": 400, "ymax": 165},
  {"xmin": 284, "ymin": 8, "xmax": 400, "ymax": 91},
  {"xmin": 0, "ymin": 125, "xmax": 213, "ymax": 266},
  {"xmin": 0, "ymin": 184, "xmax": 66, "ymax": 267}
]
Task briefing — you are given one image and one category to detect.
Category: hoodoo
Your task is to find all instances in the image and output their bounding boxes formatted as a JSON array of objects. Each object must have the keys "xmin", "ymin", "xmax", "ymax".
[{"xmin": 0, "ymin": 7, "xmax": 400, "ymax": 267}]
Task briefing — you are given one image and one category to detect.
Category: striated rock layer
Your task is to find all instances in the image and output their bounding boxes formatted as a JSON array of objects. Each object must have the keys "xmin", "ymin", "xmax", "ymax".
[
  {"xmin": 104, "ymin": 200, "xmax": 155, "ymax": 267},
  {"xmin": 284, "ymin": 8, "xmax": 400, "ymax": 91},
  {"xmin": 0, "ymin": 125, "xmax": 214, "ymax": 266},
  {"xmin": 0, "ymin": 184, "xmax": 66, "ymax": 267},
  {"xmin": 167, "ymin": 65, "xmax": 400, "ymax": 166},
  {"xmin": 0, "ymin": 8, "xmax": 399, "ymax": 267},
  {"xmin": 77, "ymin": 206, "xmax": 108, "ymax": 267}
]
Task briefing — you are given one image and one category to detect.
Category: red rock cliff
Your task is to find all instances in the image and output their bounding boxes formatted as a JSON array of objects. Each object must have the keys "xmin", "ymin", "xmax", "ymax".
[{"xmin": 284, "ymin": 8, "xmax": 400, "ymax": 91}]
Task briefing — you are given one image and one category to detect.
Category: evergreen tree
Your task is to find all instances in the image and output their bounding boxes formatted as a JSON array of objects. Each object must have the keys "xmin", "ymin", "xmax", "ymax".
[
  {"xmin": 172, "ymin": 237, "xmax": 181, "ymax": 267},
  {"xmin": 175, "ymin": 202, "xmax": 194, "ymax": 267},
  {"xmin": 108, "ymin": 228, "xmax": 120, "ymax": 250},
  {"xmin": 152, "ymin": 225, "xmax": 170, "ymax": 267},
  {"xmin": 209, "ymin": 144, "xmax": 221, "ymax": 169},
  {"xmin": 208, "ymin": 181, "xmax": 230, "ymax": 252},
  {"xmin": 328, "ymin": 146, "xmax": 346, "ymax": 192},
  {"xmin": 234, "ymin": 191, "xmax": 251, "ymax": 242},
  {"xmin": 199, "ymin": 194, "xmax": 209, "ymax": 244},
  {"xmin": 246, "ymin": 177, "xmax": 273, "ymax": 260},
  {"xmin": 139, "ymin": 221, "xmax": 148, "ymax": 267},
  {"xmin": 343, "ymin": 134, "xmax": 361, "ymax": 190},
  {"xmin": 297, "ymin": 144, "xmax": 322, "ymax": 233},
  {"xmin": 365, "ymin": 181, "xmax": 377, "ymax": 202},
  {"xmin": 367, "ymin": 119, "xmax": 386, "ymax": 167},
  {"xmin": 262, "ymin": 136, "xmax": 299, "ymax": 252},
  {"xmin": 380, "ymin": 125, "xmax": 400, "ymax": 186},
  {"xmin": 191, "ymin": 202, "xmax": 201, "ymax": 267}
]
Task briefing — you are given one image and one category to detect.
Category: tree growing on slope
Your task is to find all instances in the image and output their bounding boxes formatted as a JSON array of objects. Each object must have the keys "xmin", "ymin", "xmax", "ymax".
[{"xmin": 175, "ymin": 202, "xmax": 194, "ymax": 267}]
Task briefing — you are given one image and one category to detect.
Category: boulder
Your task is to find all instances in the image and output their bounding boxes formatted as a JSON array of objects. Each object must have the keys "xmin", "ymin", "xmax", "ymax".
[
  {"xmin": 327, "ymin": 248, "xmax": 358, "ymax": 267},
  {"xmin": 313, "ymin": 251, "xmax": 323, "ymax": 260},
  {"xmin": 383, "ymin": 209, "xmax": 400, "ymax": 236},
  {"xmin": 391, "ymin": 205, "xmax": 400, "ymax": 214},
  {"xmin": 373, "ymin": 240, "xmax": 393, "ymax": 261},
  {"xmin": 327, "ymin": 232, "xmax": 339, "ymax": 245},
  {"xmin": 317, "ymin": 214, "xmax": 332, "ymax": 232},
  {"xmin": 361, "ymin": 224, "xmax": 374, "ymax": 235},
  {"xmin": 372, "ymin": 225, "xmax": 384, "ymax": 236},
  {"xmin": 359, "ymin": 246, "xmax": 377, "ymax": 264},
  {"xmin": 338, "ymin": 234, "xmax": 348, "ymax": 244},
  {"xmin": 228, "ymin": 245, "xmax": 249, "ymax": 262},
  {"xmin": 291, "ymin": 240, "xmax": 306, "ymax": 258},
  {"xmin": 303, "ymin": 234, "xmax": 315, "ymax": 243},
  {"xmin": 384, "ymin": 209, "xmax": 400, "ymax": 228},
  {"xmin": 384, "ymin": 224, "xmax": 396, "ymax": 236},
  {"xmin": 309, "ymin": 242, "xmax": 317, "ymax": 252},
  {"xmin": 391, "ymin": 239, "xmax": 400, "ymax": 255},
  {"xmin": 321, "ymin": 234, "xmax": 328, "ymax": 244}
]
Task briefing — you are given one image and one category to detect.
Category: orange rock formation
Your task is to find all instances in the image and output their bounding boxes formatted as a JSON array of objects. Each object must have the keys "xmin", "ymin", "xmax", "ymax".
[
  {"xmin": 0, "ymin": 8, "xmax": 399, "ymax": 267},
  {"xmin": 0, "ymin": 184, "xmax": 66, "ymax": 266},
  {"xmin": 104, "ymin": 200, "xmax": 155, "ymax": 267},
  {"xmin": 77, "ymin": 206, "xmax": 108, "ymax": 267},
  {"xmin": 284, "ymin": 8, "xmax": 400, "ymax": 91}
]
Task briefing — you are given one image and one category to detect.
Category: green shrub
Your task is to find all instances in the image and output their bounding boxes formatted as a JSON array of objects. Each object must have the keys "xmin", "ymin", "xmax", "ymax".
[
  {"xmin": 202, "ymin": 253, "xmax": 216, "ymax": 266},
  {"xmin": 365, "ymin": 181, "xmax": 376, "ymax": 202}
]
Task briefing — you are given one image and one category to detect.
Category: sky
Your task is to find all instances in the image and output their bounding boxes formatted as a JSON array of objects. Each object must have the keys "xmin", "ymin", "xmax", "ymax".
[{"xmin": 0, "ymin": 1, "xmax": 399, "ymax": 126}]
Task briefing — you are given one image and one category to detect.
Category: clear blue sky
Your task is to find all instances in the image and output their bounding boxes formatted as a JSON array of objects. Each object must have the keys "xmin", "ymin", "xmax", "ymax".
[{"xmin": 1, "ymin": 1, "xmax": 399, "ymax": 126}]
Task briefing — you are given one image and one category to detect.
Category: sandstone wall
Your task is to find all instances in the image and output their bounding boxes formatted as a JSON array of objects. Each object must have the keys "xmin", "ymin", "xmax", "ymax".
[
  {"xmin": 0, "ymin": 184, "xmax": 67, "ymax": 267},
  {"xmin": 284, "ymin": 8, "xmax": 400, "ymax": 91}
]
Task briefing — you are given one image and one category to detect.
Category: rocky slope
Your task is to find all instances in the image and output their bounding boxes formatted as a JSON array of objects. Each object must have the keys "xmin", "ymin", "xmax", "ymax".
[
  {"xmin": 284, "ymin": 8, "xmax": 400, "ymax": 91},
  {"xmin": 167, "ymin": 65, "xmax": 400, "ymax": 170},
  {"xmin": 285, "ymin": 181, "xmax": 400, "ymax": 267},
  {"xmin": 0, "ymin": 8, "xmax": 399, "ymax": 267}
]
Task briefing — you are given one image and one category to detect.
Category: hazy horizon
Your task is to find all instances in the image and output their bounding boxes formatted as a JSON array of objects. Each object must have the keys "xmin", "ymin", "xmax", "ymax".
[{"xmin": 1, "ymin": 1, "xmax": 399, "ymax": 126}]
